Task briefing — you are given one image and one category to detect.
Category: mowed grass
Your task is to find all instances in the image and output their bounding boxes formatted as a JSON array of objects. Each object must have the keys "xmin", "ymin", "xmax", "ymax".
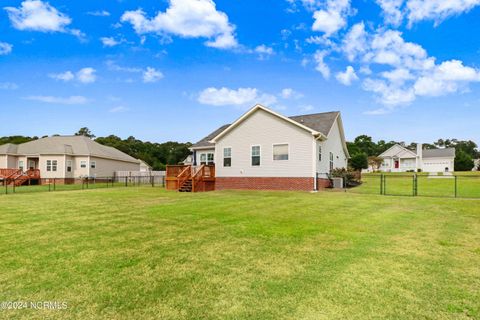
[
  {"xmin": 1, "ymin": 188, "xmax": 480, "ymax": 319},
  {"xmin": 353, "ymin": 173, "xmax": 480, "ymax": 198}
]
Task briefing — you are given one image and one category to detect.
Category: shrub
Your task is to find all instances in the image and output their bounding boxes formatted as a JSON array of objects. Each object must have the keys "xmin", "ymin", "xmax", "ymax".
[
  {"xmin": 455, "ymin": 150, "xmax": 474, "ymax": 171},
  {"xmin": 349, "ymin": 153, "xmax": 368, "ymax": 171},
  {"xmin": 330, "ymin": 168, "xmax": 360, "ymax": 187}
]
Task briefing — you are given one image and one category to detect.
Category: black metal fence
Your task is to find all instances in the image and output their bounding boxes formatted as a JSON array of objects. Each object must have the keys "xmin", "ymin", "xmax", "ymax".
[
  {"xmin": 0, "ymin": 175, "xmax": 166, "ymax": 195},
  {"xmin": 349, "ymin": 174, "xmax": 480, "ymax": 198}
]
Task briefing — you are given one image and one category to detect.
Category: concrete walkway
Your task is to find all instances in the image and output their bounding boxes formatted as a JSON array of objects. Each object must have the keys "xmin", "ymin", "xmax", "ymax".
[{"xmin": 428, "ymin": 172, "xmax": 454, "ymax": 179}]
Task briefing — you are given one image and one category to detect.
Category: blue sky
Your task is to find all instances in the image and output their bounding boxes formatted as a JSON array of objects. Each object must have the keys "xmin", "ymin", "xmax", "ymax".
[{"xmin": 1, "ymin": 0, "xmax": 480, "ymax": 144}]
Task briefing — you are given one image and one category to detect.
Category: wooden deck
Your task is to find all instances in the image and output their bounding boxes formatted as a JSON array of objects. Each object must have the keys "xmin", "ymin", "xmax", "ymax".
[
  {"xmin": 0, "ymin": 169, "xmax": 41, "ymax": 186},
  {"xmin": 166, "ymin": 165, "xmax": 215, "ymax": 192}
]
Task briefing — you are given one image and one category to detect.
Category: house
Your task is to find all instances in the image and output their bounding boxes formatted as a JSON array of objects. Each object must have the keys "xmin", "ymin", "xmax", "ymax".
[
  {"xmin": 0, "ymin": 135, "xmax": 141, "ymax": 184},
  {"xmin": 139, "ymin": 160, "xmax": 152, "ymax": 172},
  {"xmin": 377, "ymin": 143, "xmax": 455, "ymax": 173},
  {"xmin": 168, "ymin": 104, "xmax": 349, "ymax": 192}
]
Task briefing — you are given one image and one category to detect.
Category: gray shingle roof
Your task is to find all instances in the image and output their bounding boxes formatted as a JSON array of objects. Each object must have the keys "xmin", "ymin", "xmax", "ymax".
[
  {"xmin": 289, "ymin": 111, "xmax": 340, "ymax": 136},
  {"xmin": 191, "ymin": 111, "xmax": 340, "ymax": 148},
  {"xmin": 0, "ymin": 136, "xmax": 139, "ymax": 163},
  {"xmin": 191, "ymin": 124, "xmax": 231, "ymax": 148},
  {"xmin": 423, "ymin": 148, "xmax": 455, "ymax": 158}
]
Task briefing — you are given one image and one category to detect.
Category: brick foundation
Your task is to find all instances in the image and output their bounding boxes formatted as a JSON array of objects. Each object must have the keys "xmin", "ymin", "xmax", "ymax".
[{"xmin": 215, "ymin": 177, "xmax": 331, "ymax": 191}]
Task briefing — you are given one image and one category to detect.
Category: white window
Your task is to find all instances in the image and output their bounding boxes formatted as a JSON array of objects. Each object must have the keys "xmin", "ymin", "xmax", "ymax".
[
  {"xmin": 223, "ymin": 147, "xmax": 232, "ymax": 167},
  {"xmin": 90, "ymin": 161, "xmax": 96, "ymax": 169},
  {"xmin": 47, "ymin": 160, "xmax": 57, "ymax": 172},
  {"xmin": 251, "ymin": 145, "xmax": 261, "ymax": 166},
  {"xmin": 273, "ymin": 144, "xmax": 289, "ymax": 161},
  {"xmin": 200, "ymin": 153, "xmax": 207, "ymax": 165},
  {"xmin": 329, "ymin": 152, "xmax": 334, "ymax": 172},
  {"xmin": 207, "ymin": 153, "xmax": 214, "ymax": 165},
  {"xmin": 67, "ymin": 160, "xmax": 72, "ymax": 172},
  {"xmin": 318, "ymin": 146, "xmax": 322, "ymax": 162},
  {"xmin": 18, "ymin": 160, "xmax": 24, "ymax": 171},
  {"xmin": 80, "ymin": 160, "xmax": 87, "ymax": 168}
]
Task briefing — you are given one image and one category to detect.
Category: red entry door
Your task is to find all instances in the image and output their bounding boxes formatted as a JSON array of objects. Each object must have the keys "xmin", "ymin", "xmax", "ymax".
[{"xmin": 394, "ymin": 160, "xmax": 399, "ymax": 169}]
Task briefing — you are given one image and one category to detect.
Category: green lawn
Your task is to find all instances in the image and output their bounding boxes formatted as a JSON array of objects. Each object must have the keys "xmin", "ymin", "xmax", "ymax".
[{"xmin": 1, "ymin": 188, "xmax": 480, "ymax": 319}]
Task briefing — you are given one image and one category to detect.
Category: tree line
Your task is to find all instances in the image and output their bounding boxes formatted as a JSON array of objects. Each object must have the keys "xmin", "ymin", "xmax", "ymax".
[{"xmin": 347, "ymin": 135, "xmax": 479, "ymax": 171}]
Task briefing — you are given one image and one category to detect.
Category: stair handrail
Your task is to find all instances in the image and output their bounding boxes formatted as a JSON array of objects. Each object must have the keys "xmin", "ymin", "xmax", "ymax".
[
  {"xmin": 177, "ymin": 165, "xmax": 192, "ymax": 190},
  {"xmin": 191, "ymin": 165, "xmax": 205, "ymax": 192}
]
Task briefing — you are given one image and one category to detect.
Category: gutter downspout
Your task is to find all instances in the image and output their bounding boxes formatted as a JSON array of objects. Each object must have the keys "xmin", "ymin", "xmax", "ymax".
[{"xmin": 312, "ymin": 135, "xmax": 318, "ymax": 192}]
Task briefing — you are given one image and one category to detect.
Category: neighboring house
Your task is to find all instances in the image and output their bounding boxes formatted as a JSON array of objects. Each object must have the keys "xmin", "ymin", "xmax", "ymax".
[
  {"xmin": 378, "ymin": 144, "xmax": 455, "ymax": 173},
  {"xmin": 139, "ymin": 160, "xmax": 152, "ymax": 172},
  {"xmin": 0, "ymin": 135, "xmax": 141, "ymax": 183},
  {"xmin": 474, "ymin": 159, "xmax": 480, "ymax": 171},
  {"xmin": 184, "ymin": 104, "xmax": 349, "ymax": 191}
]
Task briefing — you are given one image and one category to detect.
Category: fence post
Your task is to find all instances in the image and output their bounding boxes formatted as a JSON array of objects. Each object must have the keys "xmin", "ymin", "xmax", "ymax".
[
  {"xmin": 54, "ymin": 178, "xmax": 56, "ymax": 191},
  {"xmin": 380, "ymin": 174, "xmax": 383, "ymax": 195},
  {"xmin": 125, "ymin": 176, "xmax": 128, "ymax": 187},
  {"xmin": 5, "ymin": 181, "xmax": 7, "ymax": 194},
  {"xmin": 48, "ymin": 181, "xmax": 51, "ymax": 192},
  {"xmin": 384, "ymin": 175, "xmax": 387, "ymax": 195},
  {"xmin": 454, "ymin": 175, "xmax": 458, "ymax": 198},
  {"xmin": 151, "ymin": 175, "xmax": 154, "ymax": 187},
  {"xmin": 87, "ymin": 178, "xmax": 89, "ymax": 189},
  {"xmin": 13, "ymin": 179, "xmax": 15, "ymax": 193}
]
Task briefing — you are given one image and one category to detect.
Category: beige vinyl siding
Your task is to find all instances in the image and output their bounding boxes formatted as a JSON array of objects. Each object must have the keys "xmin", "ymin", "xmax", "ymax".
[
  {"xmin": 196, "ymin": 148, "xmax": 215, "ymax": 165},
  {"xmin": 39, "ymin": 155, "xmax": 66, "ymax": 178},
  {"xmin": 73, "ymin": 156, "xmax": 90, "ymax": 177},
  {"xmin": 316, "ymin": 118, "xmax": 348, "ymax": 174},
  {"xmin": 89, "ymin": 156, "xmax": 140, "ymax": 177},
  {"xmin": 215, "ymin": 108, "xmax": 314, "ymax": 178},
  {"xmin": 0, "ymin": 155, "xmax": 6, "ymax": 167}
]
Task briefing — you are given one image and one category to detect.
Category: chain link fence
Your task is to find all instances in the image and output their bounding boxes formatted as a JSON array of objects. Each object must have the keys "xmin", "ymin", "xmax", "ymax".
[
  {"xmin": 349, "ymin": 174, "xmax": 480, "ymax": 198},
  {"xmin": 0, "ymin": 175, "xmax": 166, "ymax": 195}
]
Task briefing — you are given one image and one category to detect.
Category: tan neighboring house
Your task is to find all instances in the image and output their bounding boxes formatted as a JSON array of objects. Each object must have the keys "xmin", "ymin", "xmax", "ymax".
[{"xmin": 0, "ymin": 135, "xmax": 141, "ymax": 183}]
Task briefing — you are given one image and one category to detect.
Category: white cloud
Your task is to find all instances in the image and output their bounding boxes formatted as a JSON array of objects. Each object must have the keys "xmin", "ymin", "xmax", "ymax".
[
  {"xmin": 312, "ymin": 0, "xmax": 351, "ymax": 37},
  {"xmin": 121, "ymin": 0, "xmax": 238, "ymax": 49},
  {"xmin": 106, "ymin": 60, "xmax": 142, "ymax": 73},
  {"xmin": 24, "ymin": 95, "xmax": 89, "ymax": 105},
  {"xmin": 198, "ymin": 87, "xmax": 258, "ymax": 106},
  {"xmin": 254, "ymin": 45, "xmax": 274, "ymax": 59},
  {"xmin": 87, "ymin": 10, "xmax": 110, "ymax": 17},
  {"xmin": 4, "ymin": 0, "xmax": 77, "ymax": 35},
  {"xmin": 0, "ymin": 42, "xmax": 13, "ymax": 55},
  {"xmin": 0, "ymin": 82, "xmax": 18, "ymax": 90},
  {"xmin": 376, "ymin": 0, "xmax": 404, "ymax": 26},
  {"xmin": 198, "ymin": 87, "xmax": 278, "ymax": 107},
  {"xmin": 363, "ymin": 78, "xmax": 416, "ymax": 106},
  {"xmin": 314, "ymin": 50, "xmax": 330, "ymax": 79},
  {"xmin": 100, "ymin": 37, "xmax": 122, "ymax": 47},
  {"xmin": 109, "ymin": 106, "xmax": 129, "ymax": 113},
  {"xmin": 49, "ymin": 68, "xmax": 96, "ymax": 83},
  {"xmin": 49, "ymin": 71, "xmax": 74, "ymax": 81},
  {"xmin": 414, "ymin": 60, "xmax": 480, "ymax": 96},
  {"xmin": 343, "ymin": 22, "xmax": 367, "ymax": 62},
  {"xmin": 407, "ymin": 0, "xmax": 480, "ymax": 26},
  {"xmin": 142, "ymin": 67, "xmax": 164, "ymax": 83},
  {"xmin": 336, "ymin": 66, "xmax": 358, "ymax": 85},
  {"xmin": 77, "ymin": 68, "xmax": 97, "ymax": 83},
  {"xmin": 281, "ymin": 88, "xmax": 304, "ymax": 99}
]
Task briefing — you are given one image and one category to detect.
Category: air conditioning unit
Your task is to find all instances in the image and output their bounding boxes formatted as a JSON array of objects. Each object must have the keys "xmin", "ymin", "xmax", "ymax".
[{"xmin": 332, "ymin": 177, "xmax": 344, "ymax": 189}]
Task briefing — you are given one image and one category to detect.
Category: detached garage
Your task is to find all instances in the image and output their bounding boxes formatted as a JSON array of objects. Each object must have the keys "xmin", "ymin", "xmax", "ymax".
[{"xmin": 422, "ymin": 149, "xmax": 456, "ymax": 172}]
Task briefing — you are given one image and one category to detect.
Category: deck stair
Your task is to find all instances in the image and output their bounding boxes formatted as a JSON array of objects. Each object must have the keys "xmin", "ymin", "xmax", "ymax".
[
  {"xmin": 179, "ymin": 179, "xmax": 193, "ymax": 192},
  {"xmin": 0, "ymin": 169, "xmax": 40, "ymax": 186}
]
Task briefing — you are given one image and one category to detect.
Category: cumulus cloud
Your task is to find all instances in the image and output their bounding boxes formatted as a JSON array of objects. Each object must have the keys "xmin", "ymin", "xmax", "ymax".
[
  {"xmin": 312, "ymin": 0, "xmax": 351, "ymax": 37},
  {"xmin": 335, "ymin": 66, "xmax": 358, "ymax": 85},
  {"xmin": 100, "ymin": 37, "xmax": 125, "ymax": 47},
  {"xmin": 0, "ymin": 42, "xmax": 13, "ymax": 55},
  {"xmin": 407, "ymin": 0, "xmax": 480, "ymax": 26},
  {"xmin": 376, "ymin": 0, "xmax": 404, "ymax": 25},
  {"xmin": 4, "ymin": 0, "xmax": 83, "ymax": 38},
  {"xmin": 280, "ymin": 88, "xmax": 303, "ymax": 99},
  {"xmin": 49, "ymin": 68, "xmax": 96, "ymax": 84},
  {"xmin": 314, "ymin": 50, "xmax": 331, "ymax": 79},
  {"xmin": 198, "ymin": 87, "xmax": 278, "ymax": 107},
  {"xmin": 24, "ymin": 95, "xmax": 89, "ymax": 105},
  {"xmin": 87, "ymin": 10, "xmax": 110, "ymax": 17},
  {"xmin": 142, "ymin": 67, "xmax": 164, "ymax": 83},
  {"xmin": 109, "ymin": 106, "xmax": 129, "ymax": 113},
  {"xmin": 254, "ymin": 45, "xmax": 274, "ymax": 60},
  {"xmin": 120, "ymin": 0, "xmax": 238, "ymax": 49}
]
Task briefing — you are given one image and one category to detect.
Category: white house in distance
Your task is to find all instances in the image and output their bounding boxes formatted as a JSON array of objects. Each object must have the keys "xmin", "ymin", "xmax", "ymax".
[
  {"xmin": 185, "ymin": 104, "xmax": 349, "ymax": 191},
  {"xmin": 378, "ymin": 143, "xmax": 455, "ymax": 173},
  {"xmin": 0, "ymin": 135, "xmax": 141, "ymax": 183}
]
